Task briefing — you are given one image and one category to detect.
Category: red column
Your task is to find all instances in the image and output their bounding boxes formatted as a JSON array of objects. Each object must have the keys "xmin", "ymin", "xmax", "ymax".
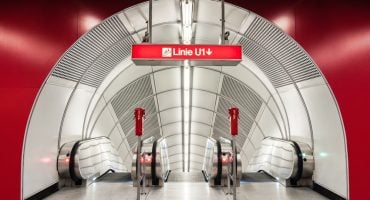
[
  {"xmin": 134, "ymin": 108, "xmax": 145, "ymax": 136},
  {"xmin": 229, "ymin": 107, "xmax": 239, "ymax": 136}
]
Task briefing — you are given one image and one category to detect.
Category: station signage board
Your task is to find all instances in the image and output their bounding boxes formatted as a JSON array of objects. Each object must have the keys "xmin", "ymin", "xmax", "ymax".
[{"xmin": 131, "ymin": 44, "xmax": 242, "ymax": 66}]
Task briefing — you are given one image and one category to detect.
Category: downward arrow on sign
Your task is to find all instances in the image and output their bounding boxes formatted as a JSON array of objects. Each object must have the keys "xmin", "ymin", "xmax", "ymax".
[{"xmin": 206, "ymin": 48, "xmax": 213, "ymax": 55}]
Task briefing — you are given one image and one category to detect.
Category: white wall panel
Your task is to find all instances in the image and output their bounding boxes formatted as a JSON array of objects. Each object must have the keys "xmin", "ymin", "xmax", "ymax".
[
  {"xmin": 117, "ymin": 123, "xmax": 132, "ymax": 153},
  {"xmin": 271, "ymin": 92, "xmax": 290, "ymax": 138},
  {"xmin": 60, "ymin": 85, "xmax": 95, "ymax": 145},
  {"xmin": 157, "ymin": 90, "xmax": 181, "ymax": 111},
  {"xmin": 103, "ymin": 65, "xmax": 151, "ymax": 100},
  {"xmin": 86, "ymin": 97, "xmax": 110, "ymax": 137},
  {"xmin": 170, "ymin": 161, "xmax": 183, "ymax": 171},
  {"xmin": 109, "ymin": 126, "xmax": 123, "ymax": 150},
  {"xmin": 231, "ymin": 13, "xmax": 255, "ymax": 42},
  {"xmin": 191, "ymin": 108, "xmax": 213, "ymax": 125},
  {"xmin": 192, "ymin": 90, "xmax": 216, "ymax": 110},
  {"xmin": 166, "ymin": 135, "xmax": 182, "ymax": 147},
  {"xmin": 194, "ymin": 23, "xmax": 220, "ymax": 44},
  {"xmin": 190, "ymin": 146, "xmax": 206, "ymax": 159},
  {"xmin": 90, "ymin": 103, "xmax": 116, "ymax": 138},
  {"xmin": 197, "ymin": 0, "xmax": 220, "ymax": 22},
  {"xmin": 23, "ymin": 80, "xmax": 73, "ymax": 198},
  {"xmin": 190, "ymin": 162, "xmax": 203, "ymax": 170},
  {"xmin": 169, "ymin": 154, "xmax": 182, "ymax": 164},
  {"xmin": 249, "ymin": 124, "xmax": 264, "ymax": 149},
  {"xmin": 266, "ymin": 97, "xmax": 287, "ymax": 139},
  {"xmin": 191, "ymin": 122, "xmax": 211, "ymax": 137},
  {"xmin": 242, "ymin": 141, "xmax": 255, "ymax": 172},
  {"xmin": 257, "ymin": 104, "xmax": 282, "ymax": 139},
  {"xmin": 154, "ymin": 68, "xmax": 181, "ymax": 93},
  {"xmin": 278, "ymin": 85, "xmax": 311, "ymax": 145},
  {"xmin": 160, "ymin": 108, "xmax": 182, "ymax": 125},
  {"xmin": 152, "ymin": 24, "xmax": 180, "ymax": 43},
  {"xmin": 84, "ymin": 58, "xmax": 133, "ymax": 134},
  {"xmin": 190, "ymin": 135, "xmax": 208, "ymax": 147},
  {"xmin": 162, "ymin": 122, "xmax": 182, "ymax": 137},
  {"xmin": 121, "ymin": 146, "xmax": 133, "ymax": 170},
  {"xmin": 301, "ymin": 83, "xmax": 347, "ymax": 198},
  {"xmin": 168, "ymin": 146, "xmax": 182, "ymax": 157},
  {"xmin": 123, "ymin": 0, "xmax": 180, "ymax": 33},
  {"xmin": 193, "ymin": 68, "xmax": 220, "ymax": 92}
]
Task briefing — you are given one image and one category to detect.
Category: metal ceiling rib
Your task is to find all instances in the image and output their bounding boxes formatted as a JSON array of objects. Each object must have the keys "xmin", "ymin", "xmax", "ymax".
[
  {"xmin": 241, "ymin": 17, "xmax": 320, "ymax": 87},
  {"xmin": 51, "ymin": 15, "xmax": 135, "ymax": 88}
]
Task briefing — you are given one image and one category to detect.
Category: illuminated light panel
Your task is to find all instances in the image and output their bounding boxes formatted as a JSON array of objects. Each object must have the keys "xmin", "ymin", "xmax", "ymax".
[
  {"xmin": 40, "ymin": 157, "xmax": 52, "ymax": 164},
  {"xmin": 272, "ymin": 13, "xmax": 295, "ymax": 35},
  {"xmin": 81, "ymin": 15, "xmax": 102, "ymax": 32},
  {"xmin": 181, "ymin": 0, "xmax": 193, "ymax": 26},
  {"xmin": 181, "ymin": 0, "xmax": 193, "ymax": 45},
  {"xmin": 181, "ymin": 0, "xmax": 193, "ymax": 171},
  {"xmin": 183, "ymin": 61, "xmax": 191, "ymax": 172}
]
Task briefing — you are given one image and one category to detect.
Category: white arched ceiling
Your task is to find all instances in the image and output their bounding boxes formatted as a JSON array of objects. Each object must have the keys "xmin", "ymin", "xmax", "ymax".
[{"xmin": 22, "ymin": 0, "xmax": 348, "ymax": 199}]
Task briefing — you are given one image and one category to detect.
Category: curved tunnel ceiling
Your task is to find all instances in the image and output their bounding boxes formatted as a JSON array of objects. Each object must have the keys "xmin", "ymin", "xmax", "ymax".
[
  {"xmin": 23, "ymin": 0, "xmax": 347, "ymax": 197},
  {"xmin": 39, "ymin": 0, "xmax": 324, "ymax": 165}
]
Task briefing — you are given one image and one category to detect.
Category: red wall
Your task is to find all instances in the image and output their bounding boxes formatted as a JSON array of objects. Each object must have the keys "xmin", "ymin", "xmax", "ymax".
[{"xmin": 0, "ymin": 0, "xmax": 369, "ymax": 199}]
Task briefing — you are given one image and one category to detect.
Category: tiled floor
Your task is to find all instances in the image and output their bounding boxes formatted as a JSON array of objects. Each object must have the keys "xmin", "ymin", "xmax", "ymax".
[{"xmin": 46, "ymin": 181, "xmax": 328, "ymax": 200}]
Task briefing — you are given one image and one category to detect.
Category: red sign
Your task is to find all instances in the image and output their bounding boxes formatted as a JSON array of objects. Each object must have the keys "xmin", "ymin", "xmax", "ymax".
[{"xmin": 131, "ymin": 44, "xmax": 242, "ymax": 66}]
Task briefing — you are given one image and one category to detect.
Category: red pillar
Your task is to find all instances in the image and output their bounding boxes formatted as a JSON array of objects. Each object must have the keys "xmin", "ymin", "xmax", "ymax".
[
  {"xmin": 229, "ymin": 107, "xmax": 239, "ymax": 136},
  {"xmin": 134, "ymin": 108, "xmax": 145, "ymax": 136}
]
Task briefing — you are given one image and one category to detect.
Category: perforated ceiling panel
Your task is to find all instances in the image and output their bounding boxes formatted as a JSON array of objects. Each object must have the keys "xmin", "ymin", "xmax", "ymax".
[
  {"xmin": 110, "ymin": 75, "xmax": 160, "ymax": 148},
  {"xmin": 51, "ymin": 15, "xmax": 135, "ymax": 87},
  {"xmin": 239, "ymin": 16, "xmax": 321, "ymax": 88},
  {"xmin": 116, "ymin": 97, "xmax": 157, "ymax": 138},
  {"xmin": 111, "ymin": 76, "xmax": 152, "ymax": 118},
  {"xmin": 213, "ymin": 76, "xmax": 262, "ymax": 147},
  {"xmin": 214, "ymin": 97, "xmax": 252, "ymax": 147},
  {"xmin": 221, "ymin": 76, "xmax": 262, "ymax": 117}
]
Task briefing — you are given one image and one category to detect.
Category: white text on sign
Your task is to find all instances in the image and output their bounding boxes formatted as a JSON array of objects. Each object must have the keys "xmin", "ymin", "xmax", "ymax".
[{"xmin": 162, "ymin": 47, "xmax": 213, "ymax": 57}]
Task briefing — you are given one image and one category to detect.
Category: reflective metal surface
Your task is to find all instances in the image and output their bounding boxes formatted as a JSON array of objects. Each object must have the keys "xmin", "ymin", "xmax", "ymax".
[
  {"xmin": 57, "ymin": 137, "xmax": 126, "ymax": 183},
  {"xmin": 131, "ymin": 138, "xmax": 169, "ymax": 187},
  {"xmin": 202, "ymin": 138, "xmax": 242, "ymax": 187},
  {"xmin": 57, "ymin": 141, "xmax": 76, "ymax": 179},
  {"xmin": 247, "ymin": 137, "xmax": 314, "ymax": 186}
]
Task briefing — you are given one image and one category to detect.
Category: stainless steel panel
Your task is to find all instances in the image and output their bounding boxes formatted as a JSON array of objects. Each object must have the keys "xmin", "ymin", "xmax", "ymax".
[{"xmin": 57, "ymin": 141, "xmax": 76, "ymax": 178}]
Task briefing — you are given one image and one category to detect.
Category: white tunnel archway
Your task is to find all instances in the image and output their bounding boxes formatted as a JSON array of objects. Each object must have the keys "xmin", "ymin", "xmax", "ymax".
[{"xmin": 22, "ymin": 0, "xmax": 348, "ymax": 199}]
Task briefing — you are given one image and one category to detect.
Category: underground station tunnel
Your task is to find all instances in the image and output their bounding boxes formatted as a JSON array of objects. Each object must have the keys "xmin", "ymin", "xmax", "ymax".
[{"xmin": 1, "ymin": 0, "xmax": 370, "ymax": 199}]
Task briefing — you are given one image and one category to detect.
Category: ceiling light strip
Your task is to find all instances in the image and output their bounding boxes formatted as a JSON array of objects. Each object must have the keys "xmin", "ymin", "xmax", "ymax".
[{"xmin": 181, "ymin": 0, "xmax": 194, "ymax": 172}]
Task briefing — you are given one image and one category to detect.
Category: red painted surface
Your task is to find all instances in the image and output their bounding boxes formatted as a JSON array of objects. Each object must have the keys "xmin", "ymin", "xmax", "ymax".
[
  {"xmin": 0, "ymin": 0, "xmax": 369, "ymax": 199},
  {"xmin": 132, "ymin": 44, "xmax": 242, "ymax": 61},
  {"xmin": 229, "ymin": 107, "xmax": 239, "ymax": 136},
  {"xmin": 134, "ymin": 108, "xmax": 145, "ymax": 136}
]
